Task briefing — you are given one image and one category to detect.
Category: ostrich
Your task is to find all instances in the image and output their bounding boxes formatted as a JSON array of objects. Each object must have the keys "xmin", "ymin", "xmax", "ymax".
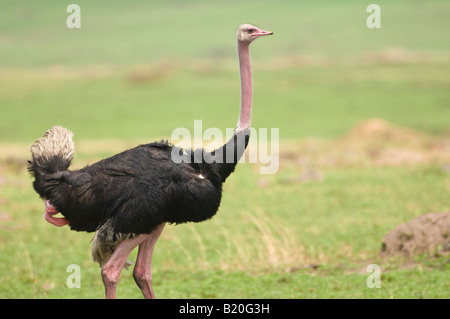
[{"xmin": 28, "ymin": 24, "xmax": 273, "ymax": 299}]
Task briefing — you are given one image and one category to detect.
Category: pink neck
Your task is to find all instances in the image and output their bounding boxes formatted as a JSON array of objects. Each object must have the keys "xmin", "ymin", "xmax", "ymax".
[{"xmin": 236, "ymin": 40, "xmax": 252, "ymax": 131}]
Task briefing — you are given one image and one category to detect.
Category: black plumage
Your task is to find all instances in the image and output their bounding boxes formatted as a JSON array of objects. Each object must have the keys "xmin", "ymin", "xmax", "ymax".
[{"xmin": 29, "ymin": 129, "xmax": 250, "ymax": 235}]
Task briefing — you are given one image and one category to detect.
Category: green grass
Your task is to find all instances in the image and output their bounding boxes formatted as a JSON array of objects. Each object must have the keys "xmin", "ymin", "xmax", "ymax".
[
  {"xmin": 1, "ymin": 162, "xmax": 449, "ymax": 298},
  {"xmin": 0, "ymin": 0, "xmax": 450, "ymax": 299},
  {"xmin": 1, "ymin": 0, "xmax": 449, "ymax": 142},
  {"xmin": 1, "ymin": 62, "xmax": 449, "ymax": 142},
  {"xmin": 1, "ymin": 0, "xmax": 450, "ymax": 67}
]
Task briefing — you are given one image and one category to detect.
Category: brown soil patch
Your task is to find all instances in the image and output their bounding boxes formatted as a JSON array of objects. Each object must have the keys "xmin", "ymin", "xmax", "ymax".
[
  {"xmin": 333, "ymin": 118, "xmax": 450, "ymax": 166},
  {"xmin": 381, "ymin": 212, "xmax": 450, "ymax": 256},
  {"xmin": 279, "ymin": 119, "xmax": 450, "ymax": 168},
  {"xmin": 126, "ymin": 59, "xmax": 176, "ymax": 84}
]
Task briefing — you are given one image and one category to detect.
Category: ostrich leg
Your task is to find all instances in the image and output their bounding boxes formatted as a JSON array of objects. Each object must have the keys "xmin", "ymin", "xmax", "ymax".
[
  {"xmin": 133, "ymin": 223, "xmax": 165, "ymax": 299},
  {"xmin": 101, "ymin": 234, "xmax": 150, "ymax": 299}
]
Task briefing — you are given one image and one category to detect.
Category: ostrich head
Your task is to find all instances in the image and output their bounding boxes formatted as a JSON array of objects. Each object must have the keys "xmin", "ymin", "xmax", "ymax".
[{"xmin": 236, "ymin": 24, "xmax": 273, "ymax": 43}]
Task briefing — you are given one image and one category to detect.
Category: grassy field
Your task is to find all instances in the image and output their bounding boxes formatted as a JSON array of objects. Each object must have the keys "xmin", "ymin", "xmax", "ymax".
[{"xmin": 1, "ymin": 1, "xmax": 450, "ymax": 299}]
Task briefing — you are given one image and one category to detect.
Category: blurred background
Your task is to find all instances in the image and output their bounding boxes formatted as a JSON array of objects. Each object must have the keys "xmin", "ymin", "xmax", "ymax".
[
  {"xmin": 1, "ymin": 0, "xmax": 449, "ymax": 141},
  {"xmin": 0, "ymin": 0, "xmax": 449, "ymax": 298}
]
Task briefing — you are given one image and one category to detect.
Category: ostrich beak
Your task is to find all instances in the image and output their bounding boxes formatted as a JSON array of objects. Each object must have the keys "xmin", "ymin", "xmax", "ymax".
[{"xmin": 254, "ymin": 29, "xmax": 273, "ymax": 37}]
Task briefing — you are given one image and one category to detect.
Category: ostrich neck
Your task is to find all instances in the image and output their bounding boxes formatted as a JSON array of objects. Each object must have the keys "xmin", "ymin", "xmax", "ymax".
[{"xmin": 237, "ymin": 41, "xmax": 252, "ymax": 131}]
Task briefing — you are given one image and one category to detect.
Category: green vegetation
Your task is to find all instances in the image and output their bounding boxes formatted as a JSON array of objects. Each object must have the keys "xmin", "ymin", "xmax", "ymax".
[
  {"xmin": 1, "ymin": 161, "xmax": 449, "ymax": 298},
  {"xmin": 0, "ymin": 0, "xmax": 449, "ymax": 298}
]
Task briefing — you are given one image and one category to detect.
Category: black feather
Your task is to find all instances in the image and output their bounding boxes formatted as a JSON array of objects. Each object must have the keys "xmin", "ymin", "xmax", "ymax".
[{"xmin": 29, "ymin": 130, "xmax": 250, "ymax": 235}]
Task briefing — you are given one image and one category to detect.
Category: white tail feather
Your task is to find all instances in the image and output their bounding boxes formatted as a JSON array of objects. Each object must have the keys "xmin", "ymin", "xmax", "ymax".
[{"xmin": 30, "ymin": 126, "xmax": 75, "ymax": 163}]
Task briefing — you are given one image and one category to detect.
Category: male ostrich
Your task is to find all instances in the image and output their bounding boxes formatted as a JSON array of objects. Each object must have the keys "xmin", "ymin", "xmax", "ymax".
[{"xmin": 28, "ymin": 24, "xmax": 272, "ymax": 299}]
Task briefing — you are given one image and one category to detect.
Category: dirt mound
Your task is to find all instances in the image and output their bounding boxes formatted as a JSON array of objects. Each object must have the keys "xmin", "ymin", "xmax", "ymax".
[
  {"xmin": 339, "ymin": 119, "xmax": 426, "ymax": 166},
  {"xmin": 381, "ymin": 212, "xmax": 450, "ymax": 256},
  {"xmin": 277, "ymin": 119, "xmax": 450, "ymax": 171},
  {"xmin": 342, "ymin": 118, "xmax": 429, "ymax": 146},
  {"xmin": 332, "ymin": 119, "xmax": 450, "ymax": 166}
]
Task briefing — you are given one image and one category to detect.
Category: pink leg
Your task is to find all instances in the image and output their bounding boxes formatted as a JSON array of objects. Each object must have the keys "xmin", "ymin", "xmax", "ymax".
[
  {"xmin": 101, "ymin": 234, "xmax": 150, "ymax": 299},
  {"xmin": 133, "ymin": 223, "xmax": 165, "ymax": 299}
]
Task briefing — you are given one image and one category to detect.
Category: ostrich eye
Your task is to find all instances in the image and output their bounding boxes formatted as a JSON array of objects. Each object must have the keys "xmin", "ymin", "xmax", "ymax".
[{"xmin": 247, "ymin": 28, "xmax": 255, "ymax": 33}]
